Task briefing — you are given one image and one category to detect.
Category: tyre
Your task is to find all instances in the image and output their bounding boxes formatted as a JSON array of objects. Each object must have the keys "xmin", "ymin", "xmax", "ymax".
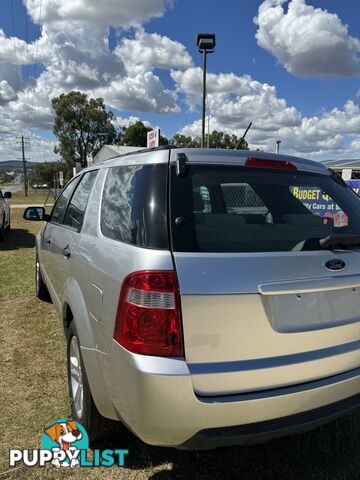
[
  {"xmin": 35, "ymin": 254, "xmax": 51, "ymax": 302},
  {"xmin": 0, "ymin": 216, "xmax": 4, "ymax": 242},
  {"xmin": 66, "ymin": 321, "xmax": 112, "ymax": 442}
]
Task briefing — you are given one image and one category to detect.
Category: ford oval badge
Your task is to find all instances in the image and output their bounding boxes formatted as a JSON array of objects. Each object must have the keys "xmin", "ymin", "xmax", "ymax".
[{"xmin": 325, "ymin": 259, "xmax": 346, "ymax": 271}]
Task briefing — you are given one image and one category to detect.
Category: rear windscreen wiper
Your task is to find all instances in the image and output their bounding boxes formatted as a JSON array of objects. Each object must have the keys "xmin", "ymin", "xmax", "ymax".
[{"xmin": 319, "ymin": 234, "xmax": 360, "ymax": 250}]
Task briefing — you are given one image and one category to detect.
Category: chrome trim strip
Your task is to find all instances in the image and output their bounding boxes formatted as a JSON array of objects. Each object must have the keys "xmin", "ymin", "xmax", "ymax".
[
  {"xmin": 258, "ymin": 274, "xmax": 360, "ymax": 295},
  {"xmin": 188, "ymin": 340, "xmax": 360, "ymax": 374},
  {"xmin": 196, "ymin": 368, "xmax": 360, "ymax": 402}
]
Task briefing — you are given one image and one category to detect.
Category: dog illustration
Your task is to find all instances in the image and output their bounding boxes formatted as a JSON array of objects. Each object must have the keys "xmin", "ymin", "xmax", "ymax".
[{"xmin": 44, "ymin": 420, "xmax": 82, "ymax": 468}]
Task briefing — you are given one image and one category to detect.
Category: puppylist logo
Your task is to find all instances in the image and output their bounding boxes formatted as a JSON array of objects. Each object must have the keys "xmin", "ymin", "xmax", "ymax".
[{"xmin": 9, "ymin": 418, "xmax": 128, "ymax": 468}]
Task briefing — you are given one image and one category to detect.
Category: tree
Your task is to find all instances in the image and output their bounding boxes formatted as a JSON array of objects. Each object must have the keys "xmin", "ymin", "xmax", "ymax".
[
  {"xmin": 52, "ymin": 91, "xmax": 117, "ymax": 169},
  {"xmin": 119, "ymin": 121, "xmax": 169, "ymax": 147},
  {"xmin": 207, "ymin": 130, "xmax": 249, "ymax": 149},
  {"xmin": 171, "ymin": 134, "xmax": 200, "ymax": 147},
  {"xmin": 0, "ymin": 170, "xmax": 14, "ymax": 184},
  {"xmin": 29, "ymin": 161, "xmax": 68, "ymax": 188},
  {"xmin": 171, "ymin": 130, "xmax": 249, "ymax": 149}
]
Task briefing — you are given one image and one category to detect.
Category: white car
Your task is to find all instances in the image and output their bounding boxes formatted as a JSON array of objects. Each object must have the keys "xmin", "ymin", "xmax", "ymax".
[{"xmin": 0, "ymin": 188, "xmax": 11, "ymax": 241}]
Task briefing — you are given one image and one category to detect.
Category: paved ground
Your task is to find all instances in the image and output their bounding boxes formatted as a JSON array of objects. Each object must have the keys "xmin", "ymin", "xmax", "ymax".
[{"xmin": 4, "ymin": 183, "xmax": 22, "ymax": 194}]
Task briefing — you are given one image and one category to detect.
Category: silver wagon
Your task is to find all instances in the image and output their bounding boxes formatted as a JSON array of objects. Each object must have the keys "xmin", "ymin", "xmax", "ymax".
[{"xmin": 25, "ymin": 148, "xmax": 360, "ymax": 448}]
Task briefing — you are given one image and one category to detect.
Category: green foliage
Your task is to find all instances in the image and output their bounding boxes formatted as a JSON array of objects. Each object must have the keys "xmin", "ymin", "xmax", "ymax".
[
  {"xmin": 51, "ymin": 90, "xmax": 249, "ymax": 169},
  {"xmin": 0, "ymin": 170, "xmax": 14, "ymax": 184},
  {"xmin": 171, "ymin": 134, "xmax": 200, "ymax": 147},
  {"xmin": 52, "ymin": 91, "xmax": 117, "ymax": 169},
  {"xmin": 209, "ymin": 131, "xmax": 249, "ymax": 150},
  {"xmin": 172, "ymin": 131, "xmax": 249, "ymax": 149},
  {"xmin": 119, "ymin": 121, "xmax": 169, "ymax": 147},
  {"xmin": 29, "ymin": 161, "xmax": 68, "ymax": 188}
]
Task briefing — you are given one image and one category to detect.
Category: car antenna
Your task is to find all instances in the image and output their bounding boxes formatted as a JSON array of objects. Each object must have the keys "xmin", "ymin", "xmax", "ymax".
[{"xmin": 234, "ymin": 122, "xmax": 252, "ymax": 150}]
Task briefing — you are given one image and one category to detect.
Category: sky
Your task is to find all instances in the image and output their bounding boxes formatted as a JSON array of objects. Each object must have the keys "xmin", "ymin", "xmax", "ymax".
[{"xmin": 0, "ymin": 0, "xmax": 359, "ymax": 163}]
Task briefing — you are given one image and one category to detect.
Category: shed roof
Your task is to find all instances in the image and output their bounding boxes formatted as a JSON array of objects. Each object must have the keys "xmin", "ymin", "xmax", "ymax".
[
  {"xmin": 93, "ymin": 145, "xmax": 145, "ymax": 164},
  {"xmin": 321, "ymin": 158, "xmax": 360, "ymax": 169}
]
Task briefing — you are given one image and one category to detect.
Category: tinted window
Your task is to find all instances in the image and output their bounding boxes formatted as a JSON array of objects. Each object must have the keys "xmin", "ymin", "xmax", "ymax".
[
  {"xmin": 170, "ymin": 165, "xmax": 360, "ymax": 253},
  {"xmin": 101, "ymin": 164, "xmax": 168, "ymax": 249},
  {"xmin": 51, "ymin": 178, "xmax": 79, "ymax": 224},
  {"xmin": 63, "ymin": 171, "xmax": 98, "ymax": 232}
]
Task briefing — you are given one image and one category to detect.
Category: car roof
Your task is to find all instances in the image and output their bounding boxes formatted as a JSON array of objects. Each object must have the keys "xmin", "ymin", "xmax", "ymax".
[{"xmin": 83, "ymin": 146, "xmax": 330, "ymax": 176}]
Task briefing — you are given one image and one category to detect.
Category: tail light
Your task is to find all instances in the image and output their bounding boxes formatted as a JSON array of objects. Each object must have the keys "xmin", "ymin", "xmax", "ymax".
[
  {"xmin": 114, "ymin": 271, "xmax": 184, "ymax": 357},
  {"xmin": 245, "ymin": 157, "xmax": 297, "ymax": 170}
]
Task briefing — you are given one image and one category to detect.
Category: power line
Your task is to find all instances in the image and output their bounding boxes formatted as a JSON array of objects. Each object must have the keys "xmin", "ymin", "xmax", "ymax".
[
  {"xmin": 25, "ymin": 0, "xmax": 30, "ymax": 120},
  {"xmin": 34, "ymin": 0, "xmax": 43, "ymax": 77},
  {"xmin": 10, "ymin": 0, "xmax": 19, "ymax": 91}
]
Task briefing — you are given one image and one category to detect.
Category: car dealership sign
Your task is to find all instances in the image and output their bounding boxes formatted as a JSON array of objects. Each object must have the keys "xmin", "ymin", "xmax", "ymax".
[
  {"xmin": 147, "ymin": 128, "xmax": 160, "ymax": 149},
  {"xmin": 291, "ymin": 180, "xmax": 360, "ymax": 228}
]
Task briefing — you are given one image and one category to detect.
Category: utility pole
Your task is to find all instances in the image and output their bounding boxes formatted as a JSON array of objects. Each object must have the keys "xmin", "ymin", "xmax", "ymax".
[{"xmin": 16, "ymin": 135, "xmax": 30, "ymax": 196}]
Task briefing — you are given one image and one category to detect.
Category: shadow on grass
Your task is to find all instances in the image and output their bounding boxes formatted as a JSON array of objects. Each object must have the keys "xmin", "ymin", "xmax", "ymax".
[
  {"xmin": 0, "ymin": 228, "xmax": 35, "ymax": 250},
  {"xmin": 93, "ymin": 414, "xmax": 360, "ymax": 480}
]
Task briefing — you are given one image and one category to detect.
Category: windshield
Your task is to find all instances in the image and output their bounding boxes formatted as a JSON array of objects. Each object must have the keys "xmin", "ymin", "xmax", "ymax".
[{"xmin": 170, "ymin": 165, "xmax": 360, "ymax": 253}]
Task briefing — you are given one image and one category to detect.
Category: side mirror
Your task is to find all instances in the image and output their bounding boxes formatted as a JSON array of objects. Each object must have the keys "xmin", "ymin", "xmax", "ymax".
[
  {"xmin": 4, "ymin": 191, "xmax": 12, "ymax": 199},
  {"xmin": 23, "ymin": 206, "xmax": 50, "ymax": 222}
]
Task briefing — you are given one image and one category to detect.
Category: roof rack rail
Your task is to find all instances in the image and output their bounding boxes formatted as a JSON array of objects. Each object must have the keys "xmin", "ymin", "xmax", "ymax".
[{"xmin": 101, "ymin": 145, "xmax": 177, "ymax": 163}]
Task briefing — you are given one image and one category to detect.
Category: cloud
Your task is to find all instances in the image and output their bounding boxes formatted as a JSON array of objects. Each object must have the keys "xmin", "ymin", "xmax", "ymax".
[
  {"xmin": 254, "ymin": 0, "xmax": 360, "ymax": 77},
  {"xmin": 116, "ymin": 29, "xmax": 193, "ymax": 74},
  {"xmin": 0, "ymin": 0, "xmax": 190, "ymax": 128},
  {"xmin": 94, "ymin": 72, "xmax": 180, "ymax": 113},
  {"xmin": 174, "ymin": 67, "xmax": 360, "ymax": 159},
  {"xmin": 113, "ymin": 115, "xmax": 152, "ymax": 129},
  {"xmin": 0, "ymin": 80, "xmax": 16, "ymax": 105},
  {"xmin": 0, "ymin": 29, "xmax": 37, "ymax": 65},
  {"xmin": 0, "ymin": 120, "xmax": 59, "ymax": 164},
  {"xmin": 0, "ymin": 0, "xmax": 359, "ymax": 163},
  {"xmin": 26, "ymin": 0, "xmax": 171, "ymax": 28},
  {"xmin": 172, "ymin": 67, "xmax": 301, "ymax": 129}
]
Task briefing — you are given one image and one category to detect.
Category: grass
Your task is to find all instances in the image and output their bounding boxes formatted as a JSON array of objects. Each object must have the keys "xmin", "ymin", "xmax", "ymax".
[
  {"xmin": 9, "ymin": 189, "xmax": 54, "ymax": 206},
  {"xmin": 1, "ymin": 211, "xmax": 360, "ymax": 479}
]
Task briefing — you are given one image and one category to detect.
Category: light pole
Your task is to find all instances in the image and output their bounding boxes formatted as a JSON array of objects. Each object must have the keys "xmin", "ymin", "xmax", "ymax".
[
  {"xmin": 276, "ymin": 140, "xmax": 281, "ymax": 154},
  {"xmin": 207, "ymin": 95, "xmax": 211, "ymax": 148},
  {"xmin": 197, "ymin": 33, "xmax": 216, "ymax": 148}
]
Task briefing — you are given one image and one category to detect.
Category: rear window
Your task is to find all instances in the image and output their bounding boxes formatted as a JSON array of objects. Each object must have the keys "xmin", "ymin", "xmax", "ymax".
[
  {"xmin": 170, "ymin": 165, "xmax": 360, "ymax": 253},
  {"xmin": 101, "ymin": 164, "xmax": 168, "ymax": 249}
]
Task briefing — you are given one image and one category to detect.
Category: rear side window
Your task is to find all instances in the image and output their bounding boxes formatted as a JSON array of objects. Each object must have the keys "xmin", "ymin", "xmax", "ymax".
[
  {"xmin": 170, "ymin": 165, "xmax": 360, "ymax": 253},
  {"xmin": 101, "ymin": 164, "xmax": 168, "ymax": 249},
  {"xmin": 63, "ymin": 171, "xmax": 98, "ymax": 232}
]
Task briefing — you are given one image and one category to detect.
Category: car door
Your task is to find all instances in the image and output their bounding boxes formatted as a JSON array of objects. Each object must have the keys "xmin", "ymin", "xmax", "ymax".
[
  {"xmin": 0, "ymin": 189, "xmax": 4, "ymax": 228},
  {"xmin": 41, "ymin": 177, "xmax": 80, "ymax": 298},
  {"xmin": 47, "ymin": 170, "xmax": 98, "ymax": 302}
]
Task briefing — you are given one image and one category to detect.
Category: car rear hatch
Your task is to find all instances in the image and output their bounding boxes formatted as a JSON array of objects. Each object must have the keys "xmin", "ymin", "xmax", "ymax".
[{"xmin": 169, "ymin": 150, "xmax": 360, "ymax": 396}]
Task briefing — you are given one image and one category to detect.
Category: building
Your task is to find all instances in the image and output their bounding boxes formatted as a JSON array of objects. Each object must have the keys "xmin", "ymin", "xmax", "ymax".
[
  {"xmin": 321, "ymin": 159, "xmax": 360, "ymax": 180},
  {"xmin": 93, "ymin": 145, "xmax": 145, "ymax": 164}
]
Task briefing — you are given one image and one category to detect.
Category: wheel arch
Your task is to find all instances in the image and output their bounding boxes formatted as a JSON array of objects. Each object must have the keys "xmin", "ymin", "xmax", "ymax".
[{"xmin": 62, "ymin": 280, "xmax": 117, "ymax": 420}]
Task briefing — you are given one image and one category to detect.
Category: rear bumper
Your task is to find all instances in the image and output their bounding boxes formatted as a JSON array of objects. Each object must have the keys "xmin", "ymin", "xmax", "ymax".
[
  {"xmin": 107, "ymin": 341, "xmax": 360, "ymax": 448},
  {"xmin": 178, "ymin": 392, "xmax": 360, "ymax": 449}
]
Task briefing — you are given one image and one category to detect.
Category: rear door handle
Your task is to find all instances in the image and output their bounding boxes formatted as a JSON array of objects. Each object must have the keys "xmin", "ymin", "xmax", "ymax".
[{"xmin": 63, "ymin": 245, "xmax": 71, "ymax": 259}]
